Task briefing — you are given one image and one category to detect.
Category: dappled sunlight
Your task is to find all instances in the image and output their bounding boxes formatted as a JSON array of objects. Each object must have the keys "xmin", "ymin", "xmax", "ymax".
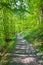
[
  {"xmin": 9, "ymin": 54, "xmax": 41, "ymax": 65},
  {"xmin": 20, "ymin": 57, "xmax": 36, "ymax": 63},
  {"xmin": 10, "ymin": 57, "xmax": 36, "ymax": 63}
]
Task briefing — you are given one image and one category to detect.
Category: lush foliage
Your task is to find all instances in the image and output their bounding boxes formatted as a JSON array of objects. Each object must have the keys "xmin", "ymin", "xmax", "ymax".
[{"xmin": 0, "ymin": 0, "xmax": 43, "ymax": 64}]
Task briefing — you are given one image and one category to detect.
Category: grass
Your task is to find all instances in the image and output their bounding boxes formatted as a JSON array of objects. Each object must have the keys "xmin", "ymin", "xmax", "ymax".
[
  {"xmin": 0, "ymin": 36, "xmax": 16, "ymax": 65},
  {"xmin": 0, "ymin": 40, "xmax": 15, "ymax": 65},
  {"xmin": 5, "ymin": 41, "xmax": 15, "ymax": 52},
  {"xmin": 23, "ymin": 34, "xmax": 43, "ymax": 54},
  {"xmin": 32, "ymin": 40, "xmax": 43, "ymax": 55}
]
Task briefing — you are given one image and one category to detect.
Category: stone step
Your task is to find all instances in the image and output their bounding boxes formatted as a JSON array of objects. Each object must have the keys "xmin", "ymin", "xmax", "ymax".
[
  {"xmin": 10, "ymin": 62, "xmax": 27, "ymax": 65},
  {"xmin": 15, "ymin": 43, "xmax": 26, "ymax": 45},
  {"xmin": 12, "ymin": 54, "xmax": 29, "ymax": 57},
  {"xmin": 14, "ymin": 50, "xmax": 26, "ymax": 54},
  {"xmin": 14, "ymin": 53, "xmax": 29, "ymax": 54},
  {"xmin": 15, "ymin": 45, "xmax": 26, "ymax": 48},
  {"xmin": 16, "ymin": 45, "xmax": 28, "ymax": 48},
  {"xmin": 14, "ymin": 49, "xmax": 26, "ymax": 53},
  {"xmin": 15, "ymin": 48, "xmax": 29, "ymax": 50},
  {"xmin": 15, "ymin": 47, "xmax": 26, "ymax": 49},
  {"xmin": 16, "ymin": 42, "xmax": 26, "ymax": 44},
  {"xmin": 14, "ymin": 50, "xmax": 33, "ymax": 54},
  {"xmin": 10, "ymin": 54, "xmax": 29, "ymax": 58}
]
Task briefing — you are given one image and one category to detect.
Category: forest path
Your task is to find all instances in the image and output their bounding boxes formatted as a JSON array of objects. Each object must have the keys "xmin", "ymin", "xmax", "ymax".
[{"xmin": 9, "ymin": 34, "xmax": 42, "ymax": 65}]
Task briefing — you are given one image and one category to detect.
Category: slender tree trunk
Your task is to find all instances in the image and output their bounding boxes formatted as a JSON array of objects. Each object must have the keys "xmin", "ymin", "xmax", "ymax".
[{"xmin": 41, "ymin": 4, "xmax": 43, "ymax": 22}]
